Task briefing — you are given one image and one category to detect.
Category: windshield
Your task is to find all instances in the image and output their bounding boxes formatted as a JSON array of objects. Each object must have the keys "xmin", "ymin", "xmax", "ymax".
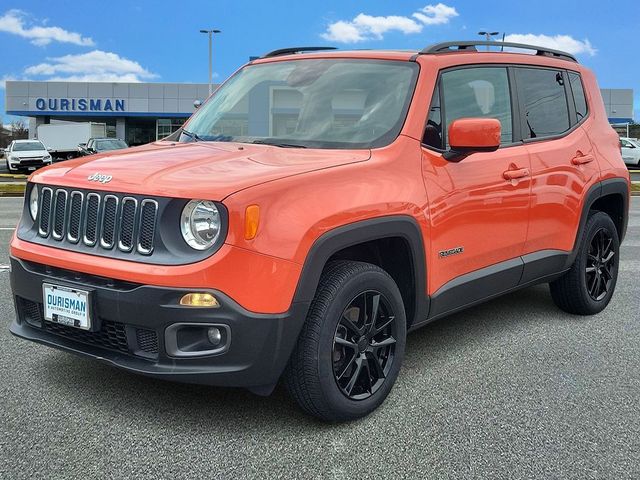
[
  {"xmin": 13, "ymin": 141, "xmax": 45, "ymax": 151},
  {"xmin": 95, "ymin": 139, "xmax": 128, "ymax": 151},
  {"xmin": 182, "ymin": 59, "xmax": 419, "ymax": 149}
]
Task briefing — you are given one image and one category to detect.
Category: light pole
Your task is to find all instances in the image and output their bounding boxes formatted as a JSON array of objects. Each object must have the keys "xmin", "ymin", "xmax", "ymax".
[
  {"xmin": 200, "ymin": 29, "xmax": 221, "ymax": 95},
  {"xmin": 478, "ymin": 31, "xmax": 500, "ymax": 51}
]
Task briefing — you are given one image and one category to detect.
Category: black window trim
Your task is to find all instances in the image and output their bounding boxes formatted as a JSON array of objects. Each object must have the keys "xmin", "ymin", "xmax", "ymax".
[
  {"xmin": 566, "ymin": 69, "xmax": 590, "ymax": 126},
  {"xmin": 421, "ymin": 63, "xmax": 591, "ymax": 153}
]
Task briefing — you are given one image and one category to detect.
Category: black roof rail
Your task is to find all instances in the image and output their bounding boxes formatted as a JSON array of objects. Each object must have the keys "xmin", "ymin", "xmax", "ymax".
[
  {"xmin": 419, "ymin": 41, "xmax": 578, "ymax": 63},
  {"xmin": 261, "ymin": 46, "xmax": 337, "ymax": 58}
]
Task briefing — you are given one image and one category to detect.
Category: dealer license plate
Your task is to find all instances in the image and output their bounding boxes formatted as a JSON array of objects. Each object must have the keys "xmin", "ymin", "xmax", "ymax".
[{"xmin": 42, "ymin": 283, "xmax": 92, "ymax": 330}]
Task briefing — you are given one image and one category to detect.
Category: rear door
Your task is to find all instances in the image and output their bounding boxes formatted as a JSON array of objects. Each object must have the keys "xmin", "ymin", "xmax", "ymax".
[
  {"xmin": 421, "ymin": 65, "xmax": 532, "ymax": 312},
  {"xmin": 516, "ymin": 67, "xmax": 600, "ymax": 280}
]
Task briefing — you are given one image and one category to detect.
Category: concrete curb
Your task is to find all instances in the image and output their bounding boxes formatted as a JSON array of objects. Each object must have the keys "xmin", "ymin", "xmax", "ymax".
[
  {"xmin": 0, "ymin": 173, "xmax": 28, "ymax": 180},
  {"xmin": 0, "ymin": 182, "xmax": 26, "ymax": 197}
]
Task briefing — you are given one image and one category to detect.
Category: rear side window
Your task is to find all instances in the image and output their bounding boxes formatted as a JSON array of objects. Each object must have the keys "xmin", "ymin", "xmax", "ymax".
[
  {"xmin": 515, "ymin": 68, "xmax": 570, "ymax": 139},
  {"xmin": 568, "ymin": 72, "xmax": 588, "ymax": 121}
]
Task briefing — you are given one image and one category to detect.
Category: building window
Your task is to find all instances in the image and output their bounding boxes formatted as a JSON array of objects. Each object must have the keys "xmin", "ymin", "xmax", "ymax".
[{"xmin": 157, "ymin": 118, "xmax": 186, "ymax": 140}]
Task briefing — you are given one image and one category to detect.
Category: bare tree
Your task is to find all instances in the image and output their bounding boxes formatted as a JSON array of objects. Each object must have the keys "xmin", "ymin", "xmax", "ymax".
[
  {"xmin": 0, "ymin": 116, "xmax": 10, "ymax": 149},
  {"xmin": 10, "ymin": 119, "xmax": 28, "ymax": 140}
]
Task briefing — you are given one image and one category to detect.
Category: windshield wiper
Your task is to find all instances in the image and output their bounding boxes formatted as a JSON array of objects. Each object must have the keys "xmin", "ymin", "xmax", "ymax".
[
  {"xmin": 181, "ymin": 129, "xmax": 204, "ymax": 142},
  {"xmin": 251, "ymin": 139, "xmax": 307, "ymax": 148}
]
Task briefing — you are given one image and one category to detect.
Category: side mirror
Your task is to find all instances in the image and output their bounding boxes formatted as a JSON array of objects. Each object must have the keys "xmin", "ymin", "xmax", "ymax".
[
  {"xmin": 193, "ymin": 99, "xmax": 202, "ymax": 109},
  {"xmin": 444, "ymin": 118, "xmax": 501, "ymax": 162}
]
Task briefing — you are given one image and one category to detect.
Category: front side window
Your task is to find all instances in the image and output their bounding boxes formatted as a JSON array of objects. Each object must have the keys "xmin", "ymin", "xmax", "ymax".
[
  {"xmin": 621, "ymin": 139, "xmax": 633, "ymax": 148},
  {"xmin": 13, "ymin": 141, "xmax": 46, "ymax": 151},
  {"xmin": 516, "ymin": 68, "xmax": 570, "ymax": 139},
  {"xmin": 439, "ymin": 67, "xmax": 513, "ymax": 147},
  {"xmin": 183, "ymin": 59, "xmax": 419, "ymax": 149}
]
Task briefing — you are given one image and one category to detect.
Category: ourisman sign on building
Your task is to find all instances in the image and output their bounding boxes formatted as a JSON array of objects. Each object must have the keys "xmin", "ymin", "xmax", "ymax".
[
  {"xmin": 35, "ymin": 98, "xmax": 126, "ymax": 112},
  {"xmin": 4, "ymin": 80, "xmax": 216, "ymax": 146}
]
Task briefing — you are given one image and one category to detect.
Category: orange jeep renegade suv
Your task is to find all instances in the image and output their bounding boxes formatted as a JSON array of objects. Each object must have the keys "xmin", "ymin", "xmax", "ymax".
[{"xmin": 9, "ymin": 41, "xmax": 630, "ymax": 422}]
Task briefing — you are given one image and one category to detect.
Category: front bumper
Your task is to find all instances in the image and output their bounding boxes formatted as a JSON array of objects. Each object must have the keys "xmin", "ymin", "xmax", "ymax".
[
  {"xmin": 9, "ymin": 158, "xmax": 51, "ymax": 170},
  {"xmin": 9, "ymin": 256, "xmax": 309, "ymax": 390}
]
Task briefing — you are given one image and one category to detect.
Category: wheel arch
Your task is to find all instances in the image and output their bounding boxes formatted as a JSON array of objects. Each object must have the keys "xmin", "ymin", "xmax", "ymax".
[
  {"xmin": 567, "ymin": 177, "xmax": 629, "ymax": 267},
  {"xmin": 292, "ymin": 215, "xmax": 428, "ymax": 329}
]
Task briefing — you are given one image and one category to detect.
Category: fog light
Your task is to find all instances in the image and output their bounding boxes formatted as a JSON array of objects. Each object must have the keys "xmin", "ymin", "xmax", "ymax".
[
  {"xmin": 179, "ymin": 292, "xmax": 220, "ymax": 307},
  {"xmin": 207, "ymin": 327, "xmax": 222, "ymax": 346}
]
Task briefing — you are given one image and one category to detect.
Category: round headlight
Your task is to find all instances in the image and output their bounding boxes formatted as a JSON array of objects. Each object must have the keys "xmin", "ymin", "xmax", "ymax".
[
  {"xmin": 29, "ymin": 185, "xmax": 39, "ymax": 221},
  {"xmin": 180, "ymin": 200, "xmax": 221, "ymax": 250}
]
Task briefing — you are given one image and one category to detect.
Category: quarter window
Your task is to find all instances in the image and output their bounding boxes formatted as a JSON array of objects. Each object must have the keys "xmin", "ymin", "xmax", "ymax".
[
  {"xmin": 568, "ymin": 72, "xmax": 588, "ymax": 121},
  {"xmin": 440, "ymin": 67, "xmax": 513, "ymax": 147},
  {"xmin": 516, "ymin": 68, "xmax": 570, "ymax": 139},
  {"xmin": 423, "ymin": 84, "xmax": 442, "ymax": 149}
]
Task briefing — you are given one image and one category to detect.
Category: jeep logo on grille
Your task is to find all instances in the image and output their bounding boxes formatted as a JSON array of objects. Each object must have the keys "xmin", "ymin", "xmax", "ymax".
[{"xmin": 87, "ymin": 173, "xmax": 113, "ymax": 184}]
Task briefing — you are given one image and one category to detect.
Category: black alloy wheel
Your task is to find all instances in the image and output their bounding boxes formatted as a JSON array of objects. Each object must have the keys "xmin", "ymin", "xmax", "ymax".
[
  {"xmin": 332, "ymin": 290, "xmax": 397, "ymax": 400},
  {"xmin": 585, "ymin": 228, "xmax": 616, "ymax": 301},
  {"xmin": 550, "ymin": 211, "xmax": 620, "ymax": 315}
]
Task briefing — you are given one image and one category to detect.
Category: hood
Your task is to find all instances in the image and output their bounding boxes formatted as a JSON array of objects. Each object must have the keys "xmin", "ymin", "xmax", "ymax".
[
  {"xmin": 11, "ymin": 150, "xmax": 48, "ymax": 158},
  {"xmin": 30, "ymin": 141, "xmax": 370, "ymax": 199}
]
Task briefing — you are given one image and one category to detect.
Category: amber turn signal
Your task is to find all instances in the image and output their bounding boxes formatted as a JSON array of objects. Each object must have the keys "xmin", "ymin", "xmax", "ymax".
[
  {"xmin": 179, "ymin": 293, "xmax": 220, "ymax": 308},
  {"xmin": 244, "ymin": 204, "xmax": 260, "ymax": 240}
]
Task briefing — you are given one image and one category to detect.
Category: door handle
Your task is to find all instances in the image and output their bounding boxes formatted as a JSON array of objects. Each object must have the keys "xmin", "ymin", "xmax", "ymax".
[
  {"xmin": 571, "ymin": 153, "xmax": 594, "ymax": 165},
  {"xmin": 503, "ymin": 167, "xmax": 530, "ymax": 180}
]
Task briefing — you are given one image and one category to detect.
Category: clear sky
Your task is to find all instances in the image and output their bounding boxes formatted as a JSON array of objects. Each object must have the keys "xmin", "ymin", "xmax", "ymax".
[{"xmin": 1, "ymin": 0, "xmax": 639, "ymax": 124}]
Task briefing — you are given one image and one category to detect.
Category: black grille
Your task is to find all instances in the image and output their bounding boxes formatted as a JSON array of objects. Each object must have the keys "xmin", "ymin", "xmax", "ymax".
[
  {"xmin": 35, "ymin": 186, "xmax": 158, "ymax": 256},
  {"xmin": 138, "ymin": 200, "xmax": 157, "ymax": 254},
  {"xmin": 84, "ymin": 194, "xmax": 100, "ymax": 245},
  {"xmin": 19, "ymin": 159, "xmax": 45, "ymax": 167},
  {"xmin": 39, "ymin": 188, "xmax": 52, "ymax": 236},
  {"xmin": 136, "ymin": 328, "xmax": 159, "ymax": 354},
  {"xmin": 44, "ymin": 319, "xmax": 129, "ymax": 354},
  {"xmin": 52, "ymin": 190, "xmax": 67, "ymax": 239},
  {"xmin": 18, "ymin": 297, "xmax": 43, "ymax": 327},
  {"xmin": 67, "ymin": 192, "xmax": 83, "ymax": 243},
  {"xmin": 118, "ymin": 198, "xmax": 137, "ymax": 251},
  {"xmin": 100, "ymin": 196, "xmax": 118, "ymax": 248},
  {"xmin": 16, "ymin": 298, "xmax": 157, "ymax": 358}
]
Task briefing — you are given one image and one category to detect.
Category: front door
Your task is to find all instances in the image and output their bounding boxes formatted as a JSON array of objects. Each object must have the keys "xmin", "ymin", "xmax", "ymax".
[{"xmin": 420, "ymin": 66, "xmax": 531, "ymax": 316}]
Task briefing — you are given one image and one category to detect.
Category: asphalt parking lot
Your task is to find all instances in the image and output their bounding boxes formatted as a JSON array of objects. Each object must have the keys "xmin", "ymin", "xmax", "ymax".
[{"xmin": 0, "ymin": 196, "xmax": 638, "ymax": 479}]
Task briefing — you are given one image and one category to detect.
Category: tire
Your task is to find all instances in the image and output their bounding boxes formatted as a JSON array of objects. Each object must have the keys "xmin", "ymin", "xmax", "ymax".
[
  {"xmin": 550, "ymin": 211, "xmax": 620, "ymax": 315},
  {"xmin": 284, "ymin": 260, "xmax": 407, "ymax": 422}
]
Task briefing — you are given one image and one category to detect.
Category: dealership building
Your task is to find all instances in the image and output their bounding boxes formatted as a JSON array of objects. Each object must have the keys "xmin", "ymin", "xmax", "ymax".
[
  {"xmin": 4, "ymin": 80, "xmax": 636, "ymax": 146},
  {"xmin": 4, "ymin": 80, "xmax": 218, "ymax": 146}
]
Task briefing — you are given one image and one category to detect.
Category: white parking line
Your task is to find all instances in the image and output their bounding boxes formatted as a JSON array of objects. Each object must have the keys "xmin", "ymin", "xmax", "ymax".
[
  {"xmin": 0, "ymin": 227, "xmax": 15, "ymax": 230},
  {"xmin": 0, "ymin": 265, "xmax": 9, "ymax": 273}
]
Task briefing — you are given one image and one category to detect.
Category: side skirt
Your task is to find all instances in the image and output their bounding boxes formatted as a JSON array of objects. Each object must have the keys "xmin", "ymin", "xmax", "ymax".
[{"xmin": 410, "ymin": 249, "xmax": 569, "ymax": 331}]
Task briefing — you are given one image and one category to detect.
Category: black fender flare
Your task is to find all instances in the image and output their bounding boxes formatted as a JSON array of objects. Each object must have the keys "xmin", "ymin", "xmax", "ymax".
[
  {"xmin": 566, "ymin": 177, "xmax": 629, "ymax": 267},
  {"xmin": 291, "ymin": 215, "xmax": 428, "ymax": 327}
]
